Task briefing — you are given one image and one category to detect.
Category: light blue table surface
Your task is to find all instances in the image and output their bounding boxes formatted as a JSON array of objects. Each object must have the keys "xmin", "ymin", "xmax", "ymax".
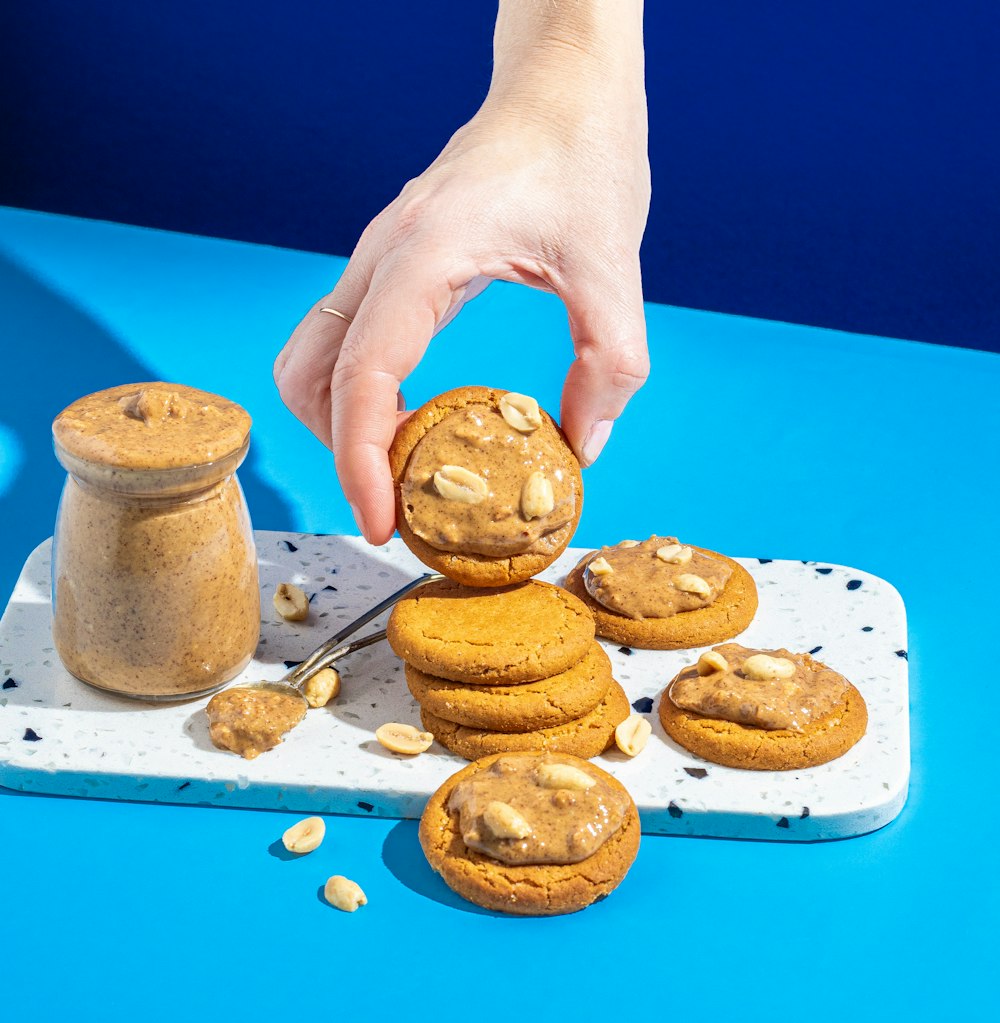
[{"xmin": 1, "ymin": 207, "xmax": 996, "ymax": 1021}]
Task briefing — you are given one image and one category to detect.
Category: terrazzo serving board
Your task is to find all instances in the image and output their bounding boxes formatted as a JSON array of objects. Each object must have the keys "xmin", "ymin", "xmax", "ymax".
[{"xmin": 0, "ymin": 532, "xmax": 909, "ymax": 840}]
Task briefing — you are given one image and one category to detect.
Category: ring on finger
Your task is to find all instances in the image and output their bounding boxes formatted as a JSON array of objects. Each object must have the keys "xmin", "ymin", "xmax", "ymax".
[{"xmin": 320, "ymin": 307, "xmax": 354, "ymax": 325}]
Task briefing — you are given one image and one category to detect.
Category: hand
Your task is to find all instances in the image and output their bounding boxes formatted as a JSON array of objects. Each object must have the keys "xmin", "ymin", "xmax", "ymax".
[{"xmin": 274, "ymin": 4, "xmax": 650, "ymax": 545}]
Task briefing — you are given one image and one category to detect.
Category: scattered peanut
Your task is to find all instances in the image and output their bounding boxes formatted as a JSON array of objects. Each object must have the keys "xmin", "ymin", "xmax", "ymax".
[
  {"xmin": 674, "ymin": 573, "xmax": 711, "ymax": 597},
  {"xmin": 520, "ymin": 471, "xmax": 555, "ymax": 520},
  {"xmin": 498, "ymin": 392, "xmax": 543, "ymax": 432},
  {"xmin": 535, "ymin": 762, "xmax": 596, "ymax": 792},
  {"xmin": 483, "ymin": 800, "xmax": 533, "ymax": 840},
  {"xmin": 616, "ymin": 539, "xmax": 641, "ymax": 548},
  {"xmin": 588, "ymin": 556, "xmax": 614, "ymax": 576},
  {"xmin": 303, "ymin": 667, "xmax": 341, "ymax": 708},
  {"xmin": 281, "ymin": 816, "xmax": 326, "ymax": 854},
  {"xmin": 615, "ymin": 713, "xmax": 652, "ymax": 757},
  {"xmin": 697, "ymin": 650, "xmax": 730, "ymax": 676},
  {"xmin": 433, "ymin": 465, "xmax": 489, "ymax": 504},
  {"xmin": 656, "ymin": 543, "xmax": 693, "ymax": 565},
  {"xmin": 273, "ymin": 582, "xmax": 310, "ymax": 622},
  {"xmin": 375, "ymin": 722, "xmax": 434, "ymax": 755},
  {"xmin": 743, "ymin": 654, "xmax": 797, "ymax": 681},
  {"xmin": 324, "ymin": 875, "xmax": 367, "ymax": 913}
]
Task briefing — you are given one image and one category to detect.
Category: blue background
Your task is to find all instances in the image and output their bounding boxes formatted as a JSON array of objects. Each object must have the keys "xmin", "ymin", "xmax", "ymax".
[{"xmin": 2, "ymin": 1, "xmax": 998, "ymax": 352}]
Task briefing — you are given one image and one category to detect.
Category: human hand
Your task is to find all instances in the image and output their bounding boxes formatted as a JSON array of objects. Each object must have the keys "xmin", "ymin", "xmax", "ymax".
[{"xmin": 274, "ymin": 0, "xmax": 649, "ymax": 545}]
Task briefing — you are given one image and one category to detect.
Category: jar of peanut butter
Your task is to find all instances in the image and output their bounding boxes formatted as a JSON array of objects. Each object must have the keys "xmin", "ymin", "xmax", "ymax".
[{"xmin": 51, "ymin": 383, "xmax": 260, "ymax": 701}]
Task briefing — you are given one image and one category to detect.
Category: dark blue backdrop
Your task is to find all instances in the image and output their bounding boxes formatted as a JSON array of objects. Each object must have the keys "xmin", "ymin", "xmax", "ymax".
[{"xmin": 2, "ymin": 1, "xmax": 997, "ymax": 352}]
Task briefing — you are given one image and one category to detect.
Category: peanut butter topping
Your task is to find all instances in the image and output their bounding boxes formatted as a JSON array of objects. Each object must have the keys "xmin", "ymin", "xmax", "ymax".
[
  {"xmin": 206, "ymin": 686, "xmax": 307, "ymax": 759},
  {"xmin": 401, "ymin": 399, "xmax": 577, "ymax": 557},
  {"xmin": 447, "ymin": 753, "xmax": 628, "ymax": 865},
  {"xmin": 582, "ymin": 537, "xmax": 732, "ymax": 619},
  {"xmin": 668, "ymin": 642, "xmax": 850, "ymax": 732},
  {"xmin": 53, "ymin": 382, "xmax": 251, "ymax": 470}
]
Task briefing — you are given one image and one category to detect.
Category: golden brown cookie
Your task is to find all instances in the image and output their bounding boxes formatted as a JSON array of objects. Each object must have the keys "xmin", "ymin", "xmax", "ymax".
[
  {"xmin": 419, "ymin": 752, "xmax": 641, "ymax": 915},
  {"xmin": 389, "ymin": 385, "xmax": 583, "ymax": 586},
  {"xmin": 563, "ymin": 545, "xmax": 758, "ymax": 650},
  {"xmin": 421, "ymin": 680, "xmax": 631, "ymax": 760},
  {"xmin": 387, "ymin": 578, "xmax": 595, "ymax": 684},
  {"xmin": 658, "ymin": 669, "xmax": 868, "ymax": 771},
  {"xmin": 405, "ymin": 642, "xmax": 613, "ymax": 732}
]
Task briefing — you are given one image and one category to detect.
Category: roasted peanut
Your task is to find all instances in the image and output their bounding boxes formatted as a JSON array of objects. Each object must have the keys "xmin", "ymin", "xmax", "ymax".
[
  {"xmin": 616, "ymin": 539, "xmax": 641, "ymax": 548},
  {"xmin": 615, "ymin": 713, "xmax": 652, "ymax": 757},
  {"xmin": 483, "ymin": 800, "xmax": 532, "ymax": 840},
  {"xmin": 520, "ymin": 471, "xmax": 554, "ymax": 520},
  {"xmin": 743, "ymin": 654, "xmax": 796, "ymax": 681},
  {"xmin": 588, "ymin": 556, "xmax": 614, "ymax": 576},
  {"xmin": 281, "ymin": 816, "xmax": 326, "ymax": 854},
  {"xmin": 498, "ymin": 392, "xmax": 543, "ymax": 432},
  {"xmin": 656, "ymin": 543, "xmax": 693, "ymax": 565},
  {"xmin": 303, "ymin": 667, "xmax": 341, "ymax": 708},
  {"xmin": 273, "ymin": 582, "xmax": 310, "ymax": 621},
  {"xmin": 324, "ymin": 875, "xmax": 367, "ymax": 912},
  {"xmin": 433, "ymin": 465, "xmax": 488, "ymax": 503},
  {"xmin": 375, "ymin": 722, "xmax": 434, "ymax": 755},
  {"xmin": 674, "ymin": 573, "xmax": 710, "ymax": 597},
  {"xmin": 697, "ymin": 650, "xmax": 730, "ymax": 676},
  {"xmin": 535, "ymin": 762, "xmax": 596, "ymax": 792}
]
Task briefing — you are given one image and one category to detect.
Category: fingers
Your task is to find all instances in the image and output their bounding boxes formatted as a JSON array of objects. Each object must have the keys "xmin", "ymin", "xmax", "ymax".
[
  {"xmin": 329, "ymin": 255, "xmax": 466, "ymax": 544},
  {"xmin": 558, "ymin": 256, "xmax": 649, "ymax": 467}
]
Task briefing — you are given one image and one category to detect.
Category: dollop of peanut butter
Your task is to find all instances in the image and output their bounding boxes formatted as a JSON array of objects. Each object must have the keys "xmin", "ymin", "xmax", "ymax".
[
  {"xmin": 401, "ymin": 401, "xmax": 576, "ymax": 556},
  {"xmin": 448, "ymin": 753, "xmax": 628, "ymax": 865},
  {"xmin": 582, "ymin": 537, "xmax": 732, "ymax": 619},
  {"xmin": 668, "ymin": 642, "xmax": 850, "ymax": 732},
  {"xmin": 206, "ymin": 686, "xmax": 307, "ymax": 759}
]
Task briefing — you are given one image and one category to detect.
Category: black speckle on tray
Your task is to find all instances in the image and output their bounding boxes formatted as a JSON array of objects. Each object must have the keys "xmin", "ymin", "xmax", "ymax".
[
  {"xmin": 846, "ymin": 579, "xmax": 863, "ymax": 591},
  {"xmin": 618, "ymin": 646, "xmax": 633, "ymax": 656},
  {"xmin": 310, "ymin": 533, "xmax": 331, "ymax": 538},
  {"xmin": 800, "ymin": 807, "xmax": 810, "ymax": 819},
  {"xmin": 308, "ymin": 592, "xmax": 317, "ymax": 603},
  {"xmin": 177, "ymin": 781, "xmax": 191, "ymax": 791},
  {"xmin": 757, "ymin": 558, "xmax": 773, "ymax": 564},
  {"xmin": 815, "ymin": 567, "xmax": 833, "ymax": 575},
  {"xmin": 357, "ymin": 801, "xmax": 374, "ymax": 813},
  {"xmin": 777, "ymin": 817, "xmax": 790, "ymax": 829},
  {"xmin": 667, "ymin": 801, "xmax": 683, "ymax": 818},
  {"xmin": 895, "ymin": 649, "xmax": 909, "ymax": 660},
  {"xmin": 323, "ymin": 585, "xmax": 338, "ymax": 592},
  {"xmin": 23, "ymin": 728, "xmax": 41, "ymax": 742},
  {"xmin": 632, "ymin": 697, "xmax": 653, "ymax": 713},
  {"xmin": 808, "ymin": 646, "xmax": 823, "ymax": 655},
  {"xmin": 279, "ymin": 540, "xmax": 298, "ymax": 552},
  {"xmin": 684, "ymin": 767, "xmax": 708, "ymax": 779},
  {"xmin": 2, "ymin": 676, "xmax": 18, "ymax": 690},
  {"xmin": 283, "ymin": 660, "xmax": 302, "ymax": 670},
  {"xmin": 862, "ymin": 626, "xmax": 874, "ymax": 632}
]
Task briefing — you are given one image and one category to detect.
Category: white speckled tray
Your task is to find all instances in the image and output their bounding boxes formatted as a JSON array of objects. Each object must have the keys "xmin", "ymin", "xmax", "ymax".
[{"xmin": 0, "ymin": 533, "xmax": 909, "ymax": 840}]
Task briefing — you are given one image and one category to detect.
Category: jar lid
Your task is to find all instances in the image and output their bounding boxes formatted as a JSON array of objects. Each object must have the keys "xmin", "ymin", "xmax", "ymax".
[{"xmin": 53, "ymin": 383, "xmax": 252, "ymax": 472}]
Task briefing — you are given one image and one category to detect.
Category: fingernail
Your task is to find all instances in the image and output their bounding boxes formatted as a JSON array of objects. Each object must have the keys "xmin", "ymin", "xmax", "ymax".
[
  {"xmin": 349, "ymin": 501, "xmax": 369, "ymax": 541},
  {"xmin": 581, "ymin": 419, "xmax": 613, "ymax": 467}
]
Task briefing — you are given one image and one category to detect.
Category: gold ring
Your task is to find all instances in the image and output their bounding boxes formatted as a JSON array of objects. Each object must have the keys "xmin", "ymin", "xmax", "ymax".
[{"xmin": 319, "ymin": 307, "xmax": 354, "ymax": 324}]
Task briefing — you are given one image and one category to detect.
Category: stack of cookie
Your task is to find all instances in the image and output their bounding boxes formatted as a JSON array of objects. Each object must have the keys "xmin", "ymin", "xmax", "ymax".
[
  {"xmin": 387, "ymin": 386, "xmax": 629, "ymax": 760},
  {"xmin": 386, "ymin": 578, "xmax": 630, "ymax": 760}
]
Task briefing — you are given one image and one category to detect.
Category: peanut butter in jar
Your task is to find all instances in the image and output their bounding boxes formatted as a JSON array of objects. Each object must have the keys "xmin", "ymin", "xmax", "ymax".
[{"xmin": 51, "ymin": 383, "xmax": 260, "ymax": 701}]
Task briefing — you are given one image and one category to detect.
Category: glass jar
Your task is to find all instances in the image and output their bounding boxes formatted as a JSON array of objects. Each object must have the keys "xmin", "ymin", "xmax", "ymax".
[{"xmin": 51, "ymin": 383, "xmax": 260, "ymax": 701}]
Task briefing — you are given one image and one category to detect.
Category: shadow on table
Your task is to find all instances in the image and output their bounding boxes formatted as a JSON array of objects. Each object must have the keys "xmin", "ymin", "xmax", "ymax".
[
  {"xmin": 380, "ymin": 819, "xmax": 502, "ymax": 917},
  {"xmin": 0, "ymin": 252, "xmax": 293, "ymax": 606}
]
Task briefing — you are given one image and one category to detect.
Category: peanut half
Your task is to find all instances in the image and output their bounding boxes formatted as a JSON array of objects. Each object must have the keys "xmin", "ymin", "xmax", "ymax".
[
  {"xmin": 273, "ymin": 582, "xmax": 310, "ymax": 622},
  {"xmin": 303, "ymin": 667, "xmax": 341, "ymax": 708},
  {"xmin": 520, "ymin": 471, "xmax": 555, "ymax": 520},
  {"xmin": 433, "ymin": 465, "xmax": 489, "ymax": 504},
  {"xmin": 697, "ymin": 650, "xmax": 730, "ymax": 676},
  {"xmin": 375, "ymin": 722, "xmax": 434, "ymax": 755},
  {"xmin": 498, "ymin": 392, "xmax": 543, "ymax": 432},
  {"xmin": 674, "ymin": 573, "xmax": 711, "ymax": 597},
  {"xmin": 281, "ymin": 816, "xmax": 326, "ymax": 854},
  {"xmin": 483, "ymin": 800, "xmax": 533, "ymax": 840},
  {"xmin": 324, "ymin": 875, "xmax": 367, "ymax": 913},
  {"xmin": 615, "ymin": 713, "xmax": 652, "ymax": 757},
  {"xmin": 743, "ymin": 654, "xmax": 797, "ymax": 681},
  {"xmin": 656, "ymin": 543, "xmax": 693, "ymax": 565},
  {"xmin": 535, "ymin": 762, "xmax": 596, "ymax": 792},
  {"xmin": 588, "ymin": 556, "xmax": 614, "ymax": 576}
]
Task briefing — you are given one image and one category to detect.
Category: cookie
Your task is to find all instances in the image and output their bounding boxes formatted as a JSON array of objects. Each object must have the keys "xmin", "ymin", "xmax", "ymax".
[
  {"xmin": 405, "ymin": 642, "xmax": 613, "ymax": 732},
  {"xmin": 386, "ymin": 578, "xmax": 595, "ymax": 684},
  {"xmin": 563, "ymin": 545, "xmax": 757, "ymax": 650},
  {"xmin": 421, "ymin": 680, "xmax": 631, "ymax": 760},
  {"xmin": 389, "ymin": 385, "xmax": 583, "ymax": 586},
  {"xmin": 419, "ymin": 752, "xmax": 641, "ymax": 915},
  {"xmin": 658, "ymin": 651, "xmax": 868, "ymax": 770}
]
